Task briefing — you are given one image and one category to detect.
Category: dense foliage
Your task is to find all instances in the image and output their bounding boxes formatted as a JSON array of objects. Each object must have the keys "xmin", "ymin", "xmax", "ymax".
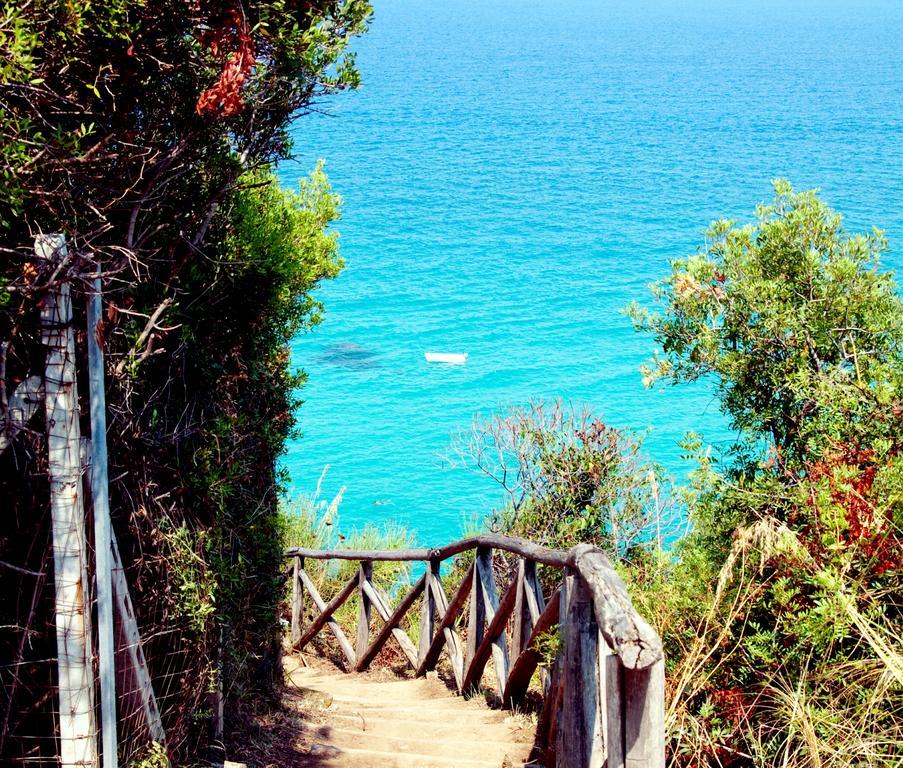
[
  {"xmin": 632, "ymin": 179, "xmax": 901, "ymax": 471},
  {"xmin": 627, "ymin": 182, "xmax": 902, "ymax": 767},
  {"xmin": 0, "ymin": 1, "xmax": 368, "ymax": 763}
]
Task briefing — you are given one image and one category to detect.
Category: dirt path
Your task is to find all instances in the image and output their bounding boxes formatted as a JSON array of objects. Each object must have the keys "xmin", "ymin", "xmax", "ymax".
[{"xmin": 280, "ymin": 654, "xmax": 536, "ymax": 767}]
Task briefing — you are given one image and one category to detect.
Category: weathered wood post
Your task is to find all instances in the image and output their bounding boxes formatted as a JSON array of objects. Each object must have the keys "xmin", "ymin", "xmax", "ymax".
[
  {"xmin": 291, "ymin": 555, "xmax": 304, "ymax": 647},
  {"xmin": 111, "ymin": 534, "xmax": 167, "ymax": 751},
  {"xmin": 512, "ymin": 558, "xmax": 545, "ymax": 659},
  {"xmin": 87, "ymin": 260, "xmax": 118, "ymax": 768},
  {"xmin": 623, "ymin": 660, "xmax": 665, "ymax": 768},
  {"xmin": 511, "ymin": 558, "xmax": 531, "ymax": 659},
  {"xmin": 557, "ymin": 570, "xmax": 600, "ymax": 767},
  {"xmin": 37, "ymin": 233, "xmax": 99, "ymax": 768},
  {"xmin": 569, "ymin": 544, "xmax": 665, "ymax": 768},
  {"xmin": 556, "ymin": 569, "xmax": 625, "ymax": 768}
]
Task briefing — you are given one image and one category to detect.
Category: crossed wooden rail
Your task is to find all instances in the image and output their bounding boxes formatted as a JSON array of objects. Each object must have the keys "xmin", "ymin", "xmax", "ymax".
[{"xmin": 285, "ymin": 533, "xmax": 664, "ymax": 768}]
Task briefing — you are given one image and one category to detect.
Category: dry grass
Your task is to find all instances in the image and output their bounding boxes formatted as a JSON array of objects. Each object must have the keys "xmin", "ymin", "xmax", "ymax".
[{"xmin": 657, "ymin": 517, "xmax": 902, "ymax": 767}]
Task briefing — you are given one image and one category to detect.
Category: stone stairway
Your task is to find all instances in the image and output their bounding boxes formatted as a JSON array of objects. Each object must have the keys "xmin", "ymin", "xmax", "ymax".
[{"xmin": 283, "ymin": 655, "xmax": 535, "ymax": 767}]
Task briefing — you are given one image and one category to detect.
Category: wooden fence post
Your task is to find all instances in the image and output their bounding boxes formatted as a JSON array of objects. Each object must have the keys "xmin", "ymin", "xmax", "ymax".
[
  {"xmin": 111, "ymin": 533, "xmax": 167, "ymax": 753},
  {"xmin": 512, "ymin": 558, "xmax": 530, "ymax": 659},
  {"xmin": 465, "ymin": 549, "xmax": 487, "ymax": 675},
  {"xmin": 557, "ymin": 569, "xmax": 623, "ymax": 768},
  {"xmin": 512, "ymin": 558, "xmax": 545, "ymax": 657},
  {"xmin": 603, "ymin": 652, "xmax": 625, "ymax": 768},
  {"xmin": 87, "ymin": 260, "xmax": 118, "ymax": 768},
  {"xmin": 37, "ymin": 233, "xmax": 99, "ymax": 768},
  {"xmin": 291, "ymin": 556, "xmax": 304, "ymax": 647}
]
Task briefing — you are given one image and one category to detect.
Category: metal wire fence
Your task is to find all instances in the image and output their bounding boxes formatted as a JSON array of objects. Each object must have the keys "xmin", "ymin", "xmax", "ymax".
[{"xmin": 1, "ymin": 236, "xmax": 194, "ymax": 767}]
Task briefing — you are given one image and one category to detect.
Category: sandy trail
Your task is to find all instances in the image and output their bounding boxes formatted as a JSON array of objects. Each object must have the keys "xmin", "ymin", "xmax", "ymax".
[{"xmin": 283, "ymin": 655, "xmax": 535, "ymax": 767}]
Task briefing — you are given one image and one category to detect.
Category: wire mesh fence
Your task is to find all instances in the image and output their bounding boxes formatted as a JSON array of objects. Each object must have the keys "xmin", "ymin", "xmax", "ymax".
[{"xmin": 0, "ymin": 236, "xmax": 204, "ymax": 767}]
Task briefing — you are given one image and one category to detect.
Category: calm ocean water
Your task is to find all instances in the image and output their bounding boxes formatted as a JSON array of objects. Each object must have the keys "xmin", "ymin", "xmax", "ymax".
[{"xmin": 280, "ymin": 0, "xmax": 903, "ymax": 545}]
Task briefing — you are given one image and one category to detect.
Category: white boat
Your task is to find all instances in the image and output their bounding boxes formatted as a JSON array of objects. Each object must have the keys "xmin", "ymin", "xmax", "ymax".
[{"xmin": 425, "ymin": 352, "xmax": 468, "ymax": 364}]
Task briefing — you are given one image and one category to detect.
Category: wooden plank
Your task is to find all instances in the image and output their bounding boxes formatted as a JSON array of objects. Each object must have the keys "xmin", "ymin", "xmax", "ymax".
[
  {"xmin": 512, "ymin": 558, "xmax": 545, "ymax": 659},
  {"xmin": 418, "ymin": 560, "xmax": 439, "ymax": 666},
  {"xmin": 291, "ymin": 556, "xmax": 304, "ymax": 647},
  {"xmin": 624, "ymin": 658, "xmax": 665, "ymax": 768},
  {"xmin": 356, "ymin": 562, "xmax": 373, "ymax": 660},
  {"xmin": 429, "ymin": 571, "xmax": 465, "ymax": 689},
  {"xmin": 554, "ymin": 574, "xmax": 572, "ymax": 766},
  {"xmin": 604, "ymin": 651, "xmax": 625, "ymax": 768},
  {"xmin": 430, "ymin": 572, "xmax": 450, "ymax": 619},
  {"xmin": 523, "ymin": 559, "xmax": 550, "ymax": 693},
  {"xmin": 523, "ymin": 558, "xmax": 546, "ymax": 623},
  {"xmin": 286, "ymin": 546, "xmax": 434, "ymax": 561},
  {"xmin": 502, "ymin": 585, "xmax": 561, "ymax": 707},
  {"xmin": 465, "ymin": 549, "xmax": 488, "ymax": 678},
  {"xmin": 285, "ymin": 532, "xmax": 572, "ymax": 568},
  {"xmin": 432, "ymin": 534, "xmax": 571, "ymax": 567},
  {"xmin": 295, "ymin": 571, "xmax": 357, "ymax": 648},
  {"xmin": 297, "ymin": 569, "xmax": 357, "ymax": 668},
  {"xmin": 512, "ymin": 559, "xmax": 528, "ymax": 660},
  {"xmin": 480, "ymin": 550, "xmax": 512, "ymax": 693},
  {"xmin": 37, "ymin": 233, "xmax": 98, "ymax": 768},
  {"xmin": 355, "ymin": 574, "xmax": 425, "ymax": 671},
  {"xmin": 360, "ymin": 579, "xmax": 420, "ymax": 669},
  {"xmin": 87, "ymin": 262, "xmax": 118, "ymax": 768},
  {"xmin": 111, "ymin": 533, "xmax": 167, "ymax": 750},
  {"xmin": 415, "ymin": 562, "xmax": 474, "ymax": 681},
  {"xmin": 462, "ymin": 567, "xmax": 517, "ymax": 695}
]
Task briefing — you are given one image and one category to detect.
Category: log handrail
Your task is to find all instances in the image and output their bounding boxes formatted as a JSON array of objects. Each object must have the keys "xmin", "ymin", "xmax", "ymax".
[
  {"xmin": 284, "ymin": 534, "xmax": 664, "ymax": 768},
  {"xmin": 286, "ymin": 532, "xmax": 571, "ymax": 567}
]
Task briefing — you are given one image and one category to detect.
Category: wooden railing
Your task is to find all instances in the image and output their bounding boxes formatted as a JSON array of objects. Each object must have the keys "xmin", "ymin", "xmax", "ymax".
[{"xmin": 285, "ymin": 534, "xmax": 664, "ymax": 768}]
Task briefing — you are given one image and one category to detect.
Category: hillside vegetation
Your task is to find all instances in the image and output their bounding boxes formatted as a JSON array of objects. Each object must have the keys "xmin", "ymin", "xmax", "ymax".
[
  {"xmin": 0, "ymin": 2, "xmax": 369, "ymax": 763},
  {"xmin": 463, "ymin": 183, "xmax": 901, "ymax": 767}
]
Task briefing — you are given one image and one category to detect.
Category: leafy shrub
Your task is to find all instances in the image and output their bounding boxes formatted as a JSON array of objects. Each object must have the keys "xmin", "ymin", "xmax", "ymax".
[
  {"xmin": 0, "ymin": 1, "xmax": 371, "ymax": 762},
  {"xmin": 454, "ymin": 399, "xmax": 679, "ymax": 557}
]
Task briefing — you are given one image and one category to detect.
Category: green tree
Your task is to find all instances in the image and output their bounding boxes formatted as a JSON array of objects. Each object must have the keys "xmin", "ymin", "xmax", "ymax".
[{"xmin": 630, "ymin": 180, "xmax": 902, "ymax": 473}]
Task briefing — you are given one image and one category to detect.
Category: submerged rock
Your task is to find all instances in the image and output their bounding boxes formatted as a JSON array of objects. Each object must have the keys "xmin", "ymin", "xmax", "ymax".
[{"xmin": 316, "ymin": 341, "xmax": 380, "ymax": 370}]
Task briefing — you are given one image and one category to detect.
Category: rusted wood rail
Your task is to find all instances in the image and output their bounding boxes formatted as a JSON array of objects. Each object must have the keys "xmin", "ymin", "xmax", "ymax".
[{"xmin": 284, "ymin": 535, "xmax": 664, "ymax": 768}]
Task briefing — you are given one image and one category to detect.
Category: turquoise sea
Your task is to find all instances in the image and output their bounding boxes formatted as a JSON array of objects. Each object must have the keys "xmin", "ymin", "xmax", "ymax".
[{"xmin": 280, "ymin": 0, "xmax": 903, "ymax": 545}]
